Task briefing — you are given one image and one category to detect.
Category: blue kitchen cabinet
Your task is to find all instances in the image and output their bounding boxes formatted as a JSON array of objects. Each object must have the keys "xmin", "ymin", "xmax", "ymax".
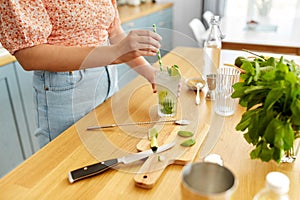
[
  {"xmin": 0, "ymin": 62, "xmax": 36, "ymax": 177},
  {"xmin": 117, "ymin": 7, "xmax": 173, "ymax": 89},
  {"xmin": 15, "ymin": 62, "xmax": 39, "ymax": 152}
]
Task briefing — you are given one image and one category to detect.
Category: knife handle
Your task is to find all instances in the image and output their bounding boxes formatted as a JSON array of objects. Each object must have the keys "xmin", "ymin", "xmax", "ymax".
[{"xmin": 68, "ymin": 159, "xmax": 118, "ymax": 183}]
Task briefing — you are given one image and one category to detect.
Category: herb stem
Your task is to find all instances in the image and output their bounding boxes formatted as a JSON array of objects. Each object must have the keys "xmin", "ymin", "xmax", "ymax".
[{"xmin": 242, "ymin": 49, "xmax": 266, "ymax": 61}]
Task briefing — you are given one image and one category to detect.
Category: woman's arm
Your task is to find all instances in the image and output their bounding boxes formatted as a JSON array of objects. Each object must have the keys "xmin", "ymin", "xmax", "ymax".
[{"xmin": 14, "ymin": 29, "xmax": 161, "ymax": 72}]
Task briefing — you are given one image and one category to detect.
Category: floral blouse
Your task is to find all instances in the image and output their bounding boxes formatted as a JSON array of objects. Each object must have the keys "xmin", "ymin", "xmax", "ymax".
[{"xmin": 0, "ymin": 0, "xmax": 121, "ymax": 55}]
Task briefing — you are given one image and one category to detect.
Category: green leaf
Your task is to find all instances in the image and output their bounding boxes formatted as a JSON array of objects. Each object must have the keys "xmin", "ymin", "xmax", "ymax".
[
  {"xmin": 265, "ymin": 119, "xmax": 294, "ymax": 151},
  {"xmin": 264, "ymin": 88, "xmax": 284, "ymax": 110},
  {"xmin": 261, "ymin": 67, "xmax": 275, "ymax": 81},
  {"xmin": 244, "ymin": 85, "xmax": 266, "ymax": 94},
  {"xmin": 282, "ymin": 122, "xmax": 294, "ymax": 150},
  {"xmin": 250, "ymin": 141, "xmax": 273, "ymax": 162},
  {"xmin": 258, "ymin": 109, "xmax": 276, "ymax": 136},
  {"xmin": 231, "ymin": 82, "xmax": 247, "ymax": 98},
  {"xmin": 238, "ymin": 108, "xmax": 266, "ymax": 145},
  {"xmin": 272, "ymin": 147, "xmax": 284, "ymax": 163},
  {"xmin": 238, "ymin": 98, "xmax": 249, "ymax": 107},
  {"xmin": 235, "ymin": 116, "xmax": 251, "ymax": 131},
  {"xmin": 250, "ymin": 144, "xmax": 261, "ymax": 159},
  {"xmin": 264, "ymin": 118, "xmax": 282, "ymax": 144},
  {"xmin": 265, "ymin": 57, "xmax": 276, "ymax": 67},
  {"xmin": 241, "ymin": 61, "xmax": 255, "ymax": 74},
  {"xmin": 243, "ymin": 93, "xmax": 266, "ymax": 110},
  {"xmin": 243, "ymin": 132, "xmax": 252, "ymax": 144},
  {"xmin": 232, "ymin": 81, "xmax": 244, "ymax": 91},
  {"xmin": 254, "ymin": 61, "xmax": 260, "ymax": 81},
  {"xmin": 285, "ymin": 71, "xmax": 297, "ymax": 85},
  {"xmin": 260, "ymin": 145, "xmax": 273, "ymax": 162},
  {"xmin": 240, "ymin": 73, "xmax": 248, "ymax": 82},
  {"xmin": 245, "ymin": 75, "xmax": 253, "ymax": 85},
  {"xmin": 276, "ymin": 57, "xmax": 289, "ymax": 73},
  {"xmin": 291, "ymin": 98, "xmax": 300, "ymax": 125}
]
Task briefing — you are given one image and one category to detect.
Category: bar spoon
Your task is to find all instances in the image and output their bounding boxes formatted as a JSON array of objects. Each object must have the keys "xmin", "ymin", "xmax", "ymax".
[{"xmin": 87, "ymin": 119, "xmax": 190, "ymax": 130}]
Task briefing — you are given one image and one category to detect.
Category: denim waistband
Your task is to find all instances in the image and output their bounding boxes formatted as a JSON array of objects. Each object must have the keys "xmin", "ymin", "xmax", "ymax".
[{"xmin": 33, "ymin": 66, "xmax": 118, "ymax": 98}]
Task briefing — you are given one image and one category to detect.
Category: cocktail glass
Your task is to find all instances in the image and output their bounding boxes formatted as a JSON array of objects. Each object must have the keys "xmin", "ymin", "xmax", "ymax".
[{"xmin": 156, "ymin": 70, "xmax": 180, "ymax": 117}]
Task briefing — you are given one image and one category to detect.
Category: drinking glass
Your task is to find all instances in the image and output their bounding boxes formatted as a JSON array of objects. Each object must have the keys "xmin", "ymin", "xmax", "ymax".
[
  {"xmin": 155, "ymin": 70, "xmax": 180, "ymax": 117},
  {"xmin": 214, "ymin": 67, "xmax": 240, "ymax": 117}
]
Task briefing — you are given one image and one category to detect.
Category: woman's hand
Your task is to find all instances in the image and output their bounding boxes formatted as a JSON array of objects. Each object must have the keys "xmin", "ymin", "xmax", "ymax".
[{"xmin": 112, "ymin": 30, "xmax": 162, "ymax": 64}]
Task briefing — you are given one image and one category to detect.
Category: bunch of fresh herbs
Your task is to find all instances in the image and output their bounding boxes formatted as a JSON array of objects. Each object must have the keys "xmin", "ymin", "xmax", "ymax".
[{"xmin": 232, "ymin": 54, "xmax": 300, "ymax": 163}]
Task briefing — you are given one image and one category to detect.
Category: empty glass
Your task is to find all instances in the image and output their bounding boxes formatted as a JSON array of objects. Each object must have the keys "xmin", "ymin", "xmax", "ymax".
[{"xmin": 214, "ymin": 67, "xmax": 240, "ymax": 117}]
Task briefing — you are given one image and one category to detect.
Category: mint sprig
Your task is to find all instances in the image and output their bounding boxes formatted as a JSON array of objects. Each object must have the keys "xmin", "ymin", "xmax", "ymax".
[{"xmin": 232, "ymin": 55, "xmax": 300, "ymax": 163}]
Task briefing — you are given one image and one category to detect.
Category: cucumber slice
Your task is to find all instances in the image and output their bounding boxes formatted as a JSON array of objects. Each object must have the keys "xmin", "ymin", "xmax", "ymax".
[
  {"xmin": 180, "ymin": 138, "xmax": 196, "ymax": 147},
  {"xmin": 177, "ymin": 130, "xmax": 194, "ymax": 137},
  {"xmin": 149, "ymin": 127, "xmax": 158, "ymax": 152}
]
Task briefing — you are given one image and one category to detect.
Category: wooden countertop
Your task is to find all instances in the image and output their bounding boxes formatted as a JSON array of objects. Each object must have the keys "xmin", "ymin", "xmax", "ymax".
[
  {"xmin": 0, "ymin": 48, "xmax": 16, "ymax": 67},
  {"xmin": 0, "ymin": 2, "xmax": 173, "ymax": 67},
  {"xmin": 0, "ymin": 47, "xmax": 299, "ymax": 200}
]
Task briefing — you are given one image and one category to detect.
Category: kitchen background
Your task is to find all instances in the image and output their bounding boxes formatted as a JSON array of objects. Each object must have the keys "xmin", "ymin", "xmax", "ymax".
[{"xmin": 1, "ymin": 0, "xmax": 300, "ymax": 178}]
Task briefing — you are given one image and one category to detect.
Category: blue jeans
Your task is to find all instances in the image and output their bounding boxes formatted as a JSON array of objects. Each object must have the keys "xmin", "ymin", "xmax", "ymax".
[{"xmin": 33, "ymin": 66, "xmax": 118, "ymax": 147}]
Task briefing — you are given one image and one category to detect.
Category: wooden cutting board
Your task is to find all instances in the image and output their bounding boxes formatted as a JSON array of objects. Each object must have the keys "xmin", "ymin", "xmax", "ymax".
[{"xmin": 134, "ymin": 122, "xmax": 209, "ymax": 189}]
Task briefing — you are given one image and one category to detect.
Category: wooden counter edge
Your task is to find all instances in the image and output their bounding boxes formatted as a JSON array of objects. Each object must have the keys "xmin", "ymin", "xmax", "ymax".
[
  {"xmin": 0, "ymin": 54, "xmax": 16, "ymax": 67},
  {"xmin": 222, "ymin": 41, "xmax": 300, "ymax": 56}
]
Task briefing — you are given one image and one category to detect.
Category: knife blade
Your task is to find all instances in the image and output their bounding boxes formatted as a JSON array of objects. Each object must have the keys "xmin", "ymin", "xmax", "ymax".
[{"xmin": 68, "ymin": 141, "xmax": 176, "ymax": 183}]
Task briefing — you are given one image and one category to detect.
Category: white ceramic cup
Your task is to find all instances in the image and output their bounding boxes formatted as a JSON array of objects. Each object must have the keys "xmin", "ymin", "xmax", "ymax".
[
  {"xmin": 181, "ymin": 156, "xmax": 237, "ymax": 200},
  {"xmin": 214, "ymin": 67, "xmax": 240, "ymax": 116}
]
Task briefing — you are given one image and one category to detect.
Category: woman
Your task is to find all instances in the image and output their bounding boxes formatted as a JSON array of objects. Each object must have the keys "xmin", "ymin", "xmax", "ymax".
[{"xmin": 0, "ymin": 0, "xmax": 161, "ymax": 147}]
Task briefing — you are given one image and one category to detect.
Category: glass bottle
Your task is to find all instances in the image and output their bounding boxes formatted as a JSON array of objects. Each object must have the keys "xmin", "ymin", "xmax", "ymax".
[
  {"xmin": 203, "ymin": 15, "xmax": 222, "ymax": 78},
  {"xmin": 253, "ymin": 172, "xmax": 290, "ymax": 200}
]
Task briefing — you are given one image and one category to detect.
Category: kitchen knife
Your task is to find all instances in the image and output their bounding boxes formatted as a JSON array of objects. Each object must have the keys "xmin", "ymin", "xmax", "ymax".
[{"xmin": 68, "ymin": 141, "xmax": 176, "ymax": 183}]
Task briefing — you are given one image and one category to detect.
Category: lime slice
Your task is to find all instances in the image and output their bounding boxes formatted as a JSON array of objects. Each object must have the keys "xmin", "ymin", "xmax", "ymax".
[
  {"xmin": 158, "ymin": 90, "xmax": 168, "ymax": 102},
  {"xmin": 180, "ymin": 138, "xmax": 196, "ymax": 147},
  {"xmin": 177, "ymin": 130, "xmax": 194, "ymax": 137},
  {"xmin": 168, "ymin": 65, "xmax": 181, "ymax": 78}
]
